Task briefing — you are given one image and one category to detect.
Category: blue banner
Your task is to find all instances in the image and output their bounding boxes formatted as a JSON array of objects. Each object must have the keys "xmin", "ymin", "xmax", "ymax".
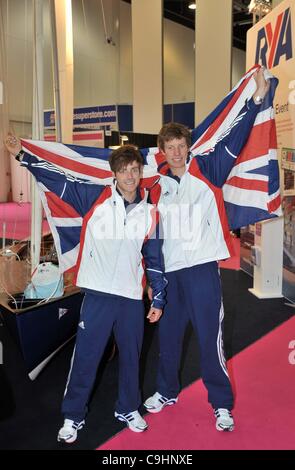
[{"xmin": 44, "ymin": 105, "xmax": 117, "ymax": 129}]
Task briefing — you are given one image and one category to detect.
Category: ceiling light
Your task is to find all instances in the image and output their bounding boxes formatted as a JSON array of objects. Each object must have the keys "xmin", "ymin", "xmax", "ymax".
[
  {"xmin": 188, "ymin": 2, "xmax": 196, "ymax": 10},
  {"xmin": 249, "ymin": 0, "xmax": 272, "ymax": 16}
]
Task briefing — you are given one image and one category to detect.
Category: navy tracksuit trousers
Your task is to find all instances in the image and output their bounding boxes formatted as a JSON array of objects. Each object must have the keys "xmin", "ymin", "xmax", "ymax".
[
  {"xmin": 157, "ymin": 261, "xmax": 233, "ymax": 410},
  {"xmin": 62, "ymin": 293, "xmax": 144, "ymax": 421}
]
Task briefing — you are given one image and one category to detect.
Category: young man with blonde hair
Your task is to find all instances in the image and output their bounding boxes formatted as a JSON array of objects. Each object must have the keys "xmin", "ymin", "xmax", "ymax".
[{"xmin": 144, "ymin": 69, "xmax": 270, "ymax": 431}]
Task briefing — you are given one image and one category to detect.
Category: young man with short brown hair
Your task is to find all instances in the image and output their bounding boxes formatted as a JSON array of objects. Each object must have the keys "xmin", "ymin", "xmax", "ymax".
[
  {"xmin": 5, "ymin": 138, "xmax": 167, "ymax": 442},
  {"xmin": 144, "ymin": 68, "xmax": 270, "ymax": 432}
]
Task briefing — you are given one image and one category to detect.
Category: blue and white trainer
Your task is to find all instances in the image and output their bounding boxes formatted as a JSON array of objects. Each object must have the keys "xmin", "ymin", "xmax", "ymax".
[
  {"xmin": 214, "ymin": 408, "xmax": 234, "ymax": 432},
  {"xmin": 114, "ymin": 410, "xmax": 148, "ymax": 433},
  {"xmin": 144, "ymin": 392, "xmax": 178, "ymax": 414},
  {"xmin": 57, "ymin": 419, "xmax": 85, "ymax": 443}
]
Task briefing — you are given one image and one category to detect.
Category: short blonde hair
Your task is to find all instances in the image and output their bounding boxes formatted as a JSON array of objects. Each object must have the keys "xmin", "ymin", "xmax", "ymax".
[{"xmin": 158, "ymin": 122, "xmax": 191, "ymax": 151}]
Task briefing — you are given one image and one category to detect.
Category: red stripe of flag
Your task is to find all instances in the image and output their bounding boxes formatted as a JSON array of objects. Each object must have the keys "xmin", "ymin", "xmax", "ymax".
[
  {"xmin": 21, "ymin": 140, "xmax": 112, "ymax": 179},
  {"xmin": 268, "ymin": 194, "xmax": 281, "ymax": 213},
  {"xmin": 234, "ymin": 120, "xmax": 276, "ymax": 165},
  {"xmin": 226, "ymin": 176, "xmax": 268, "ymax": 192},
  {"xmin": 45, "ymin": 192, "xmax": 81, "ymax": 218},
  {"xmin": 45, "ymin": 132, "xmax": 103, "ymax": 141},
  {"xmin": 191, "ymin": 72, "xmax": 255, "ymax": 151}
]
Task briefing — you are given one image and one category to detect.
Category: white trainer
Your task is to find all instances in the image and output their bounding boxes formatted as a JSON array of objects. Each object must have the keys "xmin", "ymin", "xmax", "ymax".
[
  {"xmin": 144, "ymin": 392, "xmax": 178, "ymax": 414},
  {"xmin": 57, "ymin": 418, "xmax": 85, "ymax": 443},
  {"xmin": 114, "ymin": 410, "xmax": 148, "ymax": 433},
  {"xmin": 214, "ymin": 408, "xmax": 234, "ymax": 432}
]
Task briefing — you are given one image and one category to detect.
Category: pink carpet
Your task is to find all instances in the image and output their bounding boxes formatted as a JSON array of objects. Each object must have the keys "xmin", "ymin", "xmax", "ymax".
[
  {"xmin": 0, "ymin": 202, "xmax": 49, "ymax": 240},
  {"xmin": 98, "ymin": 316, "xmax": 295, "ymax": 450},
  {"xmin": 219, "ymin": 236, "xmax": 240, "ymax": 270}
]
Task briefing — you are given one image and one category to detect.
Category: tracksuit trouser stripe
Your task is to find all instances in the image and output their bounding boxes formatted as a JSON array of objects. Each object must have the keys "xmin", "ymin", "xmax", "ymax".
[
  {"xmin": 157, "ymin": 261, "xmax": 234, "ymax": 410},
  {"xmin": 62, "ymin": 293, "xmax": 144, "ymax": 421}
]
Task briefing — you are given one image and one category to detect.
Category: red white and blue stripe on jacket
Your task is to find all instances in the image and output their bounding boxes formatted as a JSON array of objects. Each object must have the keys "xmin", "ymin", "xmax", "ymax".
[{"xmin": 20, "ymin": 65, "xmax": 281, "ymax": 275}]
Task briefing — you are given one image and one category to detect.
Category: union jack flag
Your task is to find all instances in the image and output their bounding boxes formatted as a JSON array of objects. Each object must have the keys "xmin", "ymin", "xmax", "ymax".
[
  {"xmin": 21, "ymin": 65, "xmax": 281, "ymax": 273},
  {"xmin": 190, "ymin": 65, "xmax": 281, "ymax": 229}
]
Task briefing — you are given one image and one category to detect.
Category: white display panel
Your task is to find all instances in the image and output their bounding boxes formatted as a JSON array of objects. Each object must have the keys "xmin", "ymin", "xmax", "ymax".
[{"xmin": 246, "ymin": 0, "xmax": 295, "ymax": 299}]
